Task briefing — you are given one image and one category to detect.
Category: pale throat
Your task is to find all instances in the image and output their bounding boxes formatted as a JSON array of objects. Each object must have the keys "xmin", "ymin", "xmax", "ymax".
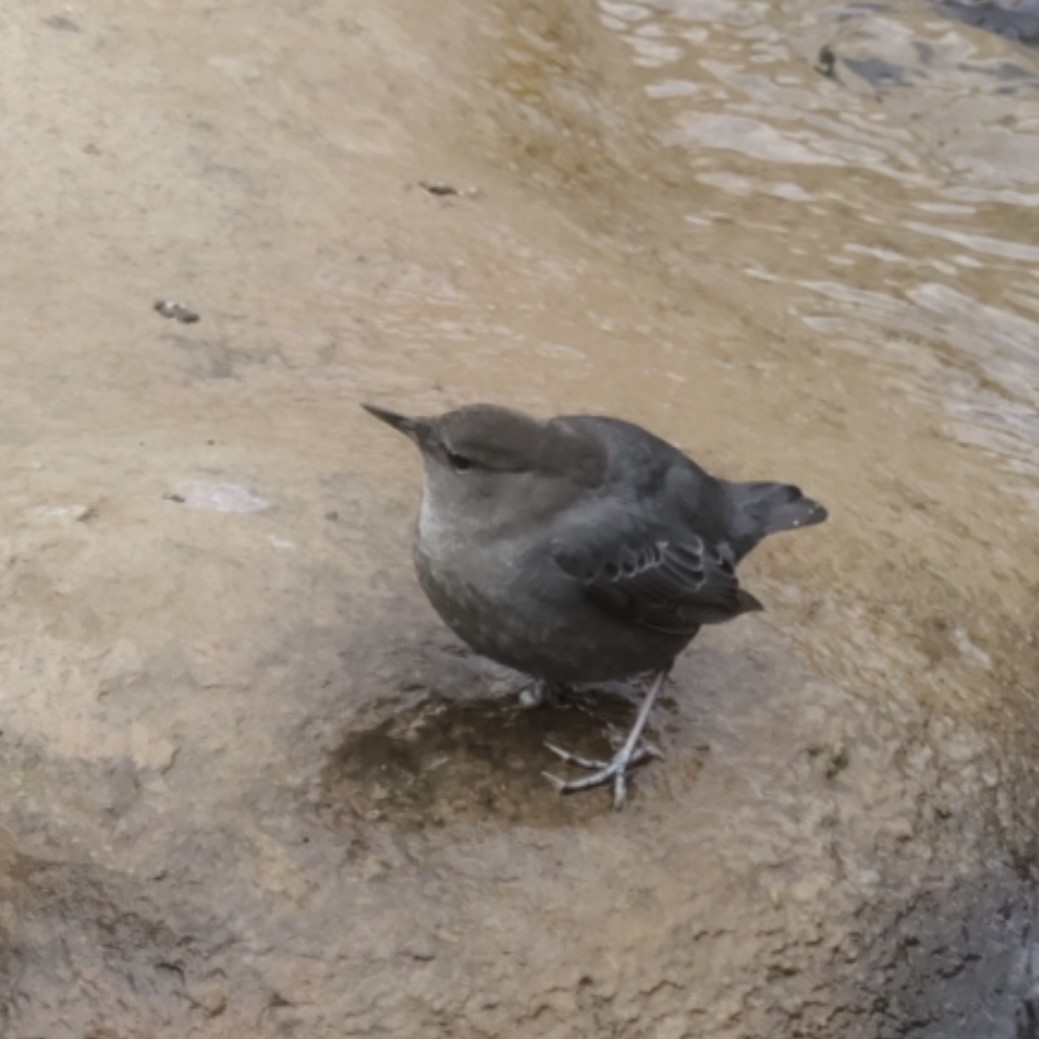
[
  {"xmin": 417, "ymin": 486, "xmax": 466, "ymax": 555},
  {"xmin": 417, "ymin": 482, "xmax": 512, "ymax": 556}
]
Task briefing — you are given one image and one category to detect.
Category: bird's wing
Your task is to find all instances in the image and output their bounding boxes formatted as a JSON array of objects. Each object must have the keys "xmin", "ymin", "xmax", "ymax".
[{"xmin": 549, "ymin": 507, "xmax": 761, "ymax": 635}]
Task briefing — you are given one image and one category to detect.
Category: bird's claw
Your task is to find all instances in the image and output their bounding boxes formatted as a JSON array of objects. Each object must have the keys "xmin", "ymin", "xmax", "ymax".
[
  {"xmin": 542, "ymin": 740, "xmax": 663, "ymax": 808},
  {"xmin": 518, "ymin": 685, "xmax": 544, "ymax": 709},
  {"xmin": 544, "ymin": 741, "xmax": 608, "ymax": 770},
  {"xmin": 518, "ymin": 680, "xmax": 568, "ymax": 710},
  {"xmin": 544, "ymin": 740, "xmax": 662, "ymax": 768}
]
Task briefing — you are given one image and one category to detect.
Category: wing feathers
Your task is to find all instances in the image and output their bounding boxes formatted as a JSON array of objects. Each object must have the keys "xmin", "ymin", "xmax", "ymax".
[{"xmin": 551, "ymin": 523, "xmax": 759, "ymax": 634}]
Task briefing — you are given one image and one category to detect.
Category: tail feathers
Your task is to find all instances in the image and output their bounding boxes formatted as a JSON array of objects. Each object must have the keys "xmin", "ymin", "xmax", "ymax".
[{"xmin": 729, "ymin": 481, "xmax": 828, "ymax": 557}]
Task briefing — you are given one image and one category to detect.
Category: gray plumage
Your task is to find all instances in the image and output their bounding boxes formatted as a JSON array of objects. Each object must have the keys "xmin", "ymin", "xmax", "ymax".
[{"xmin": 364, "ymin": 402, "xmax": 827, "ymax": 805}]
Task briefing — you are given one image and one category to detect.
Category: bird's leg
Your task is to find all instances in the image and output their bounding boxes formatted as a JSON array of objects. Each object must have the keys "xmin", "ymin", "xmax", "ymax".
[
  {"xmin": 518, "ymin": 679, "xmax": 565, "ymax": 709},
  {"xmin": 542, "ymin": 670, "xmax": 668, "ymax": 809}
]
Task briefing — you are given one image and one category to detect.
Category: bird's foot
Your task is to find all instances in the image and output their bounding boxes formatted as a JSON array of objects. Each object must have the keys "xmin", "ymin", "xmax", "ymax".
[
  {"xmin": 542, "ymin": 740, "xmax": 664, "ymax": 809},
  {"xmin": 518, "ymin": 680, "xmax": 567, "ymax": 709}
]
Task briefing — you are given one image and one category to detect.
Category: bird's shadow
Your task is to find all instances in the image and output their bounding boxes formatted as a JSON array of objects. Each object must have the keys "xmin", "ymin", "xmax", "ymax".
[{"xmin": 319, "ymin": 682, "xmax": 703, "ymax": 829}]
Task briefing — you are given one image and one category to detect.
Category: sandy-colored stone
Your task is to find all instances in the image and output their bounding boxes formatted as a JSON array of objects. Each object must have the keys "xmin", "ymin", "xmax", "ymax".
[{"xmin": 0, "ymin": 1, "xmax": 1037, "ymax": 1037}]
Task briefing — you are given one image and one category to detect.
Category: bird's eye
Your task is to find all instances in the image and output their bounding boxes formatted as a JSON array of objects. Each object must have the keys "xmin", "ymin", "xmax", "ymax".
[{"xmin": 447, "ymin": 452, "xmax": 473, "ymax": 473}]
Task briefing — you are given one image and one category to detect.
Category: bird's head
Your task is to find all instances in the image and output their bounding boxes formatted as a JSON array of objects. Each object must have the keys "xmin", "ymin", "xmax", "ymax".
[{"xmin": 363, "ymin": 402, "xmax": 605, "ymax": 534}]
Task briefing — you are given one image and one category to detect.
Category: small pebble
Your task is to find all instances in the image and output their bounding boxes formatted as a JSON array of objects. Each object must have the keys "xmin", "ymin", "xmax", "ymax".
[{"xmin": 154, "ymin": 300, "xmax": 200, "ymax": 324}]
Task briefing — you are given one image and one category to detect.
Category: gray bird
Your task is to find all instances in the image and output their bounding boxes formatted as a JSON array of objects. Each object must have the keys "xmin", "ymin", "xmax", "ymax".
[{"xmin": 364, "ymin": 402, "xmax": 827, "ymax": 807}]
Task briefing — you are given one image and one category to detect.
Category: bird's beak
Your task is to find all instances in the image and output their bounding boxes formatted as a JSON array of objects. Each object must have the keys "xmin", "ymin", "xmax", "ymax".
[{"xmin": 362, "ymin": 403, "xmax": 430, "ymax": 445}]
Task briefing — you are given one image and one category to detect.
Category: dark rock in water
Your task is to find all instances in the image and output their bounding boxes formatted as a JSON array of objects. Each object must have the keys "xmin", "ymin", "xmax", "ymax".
[{"xmin": 936, "ymin": 1, "xmax": 1039, "ymax": 46}]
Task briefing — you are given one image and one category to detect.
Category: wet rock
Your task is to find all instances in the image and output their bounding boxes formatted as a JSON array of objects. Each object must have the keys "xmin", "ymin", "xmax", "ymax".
[
  {"xmin": 319, "ymin": 687, "xmax": 698, "ymax": 828},
  {"xmin": 936, "ymin": 1, "xmax": 1039, "ymax": 46},
  {"xmin": 2, "ymin": 0, "xmax": 1039, "ymax": 1035}
]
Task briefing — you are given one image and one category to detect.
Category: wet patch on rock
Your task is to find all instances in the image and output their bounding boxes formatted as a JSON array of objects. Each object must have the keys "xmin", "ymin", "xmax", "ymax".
[{"xmin": 318, "ymin": 687, "xmax": 701, "ymax": 828}]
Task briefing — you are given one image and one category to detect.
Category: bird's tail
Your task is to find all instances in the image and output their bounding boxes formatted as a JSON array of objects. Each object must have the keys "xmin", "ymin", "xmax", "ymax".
[{"xmin": 728, "ymin": 481, "xmax": 828, "ymax": 558}]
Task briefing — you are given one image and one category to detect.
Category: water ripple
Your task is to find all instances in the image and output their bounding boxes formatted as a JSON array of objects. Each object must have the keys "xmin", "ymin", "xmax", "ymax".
[{"xmin": 599, "ymin": 0, "xmax": 1039, "ymax": 498}]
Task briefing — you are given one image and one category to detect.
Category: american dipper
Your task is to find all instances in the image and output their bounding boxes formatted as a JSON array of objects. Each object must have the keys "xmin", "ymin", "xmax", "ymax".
[{"xmin": 364, "ymin": 402, "xmax": 827, "ymax": 807}]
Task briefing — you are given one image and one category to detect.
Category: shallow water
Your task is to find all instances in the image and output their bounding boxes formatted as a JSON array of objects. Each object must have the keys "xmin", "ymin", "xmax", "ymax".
[{"xmin": 1, "ymin": 0, "xmax": 1038, "ymax": 1035}]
